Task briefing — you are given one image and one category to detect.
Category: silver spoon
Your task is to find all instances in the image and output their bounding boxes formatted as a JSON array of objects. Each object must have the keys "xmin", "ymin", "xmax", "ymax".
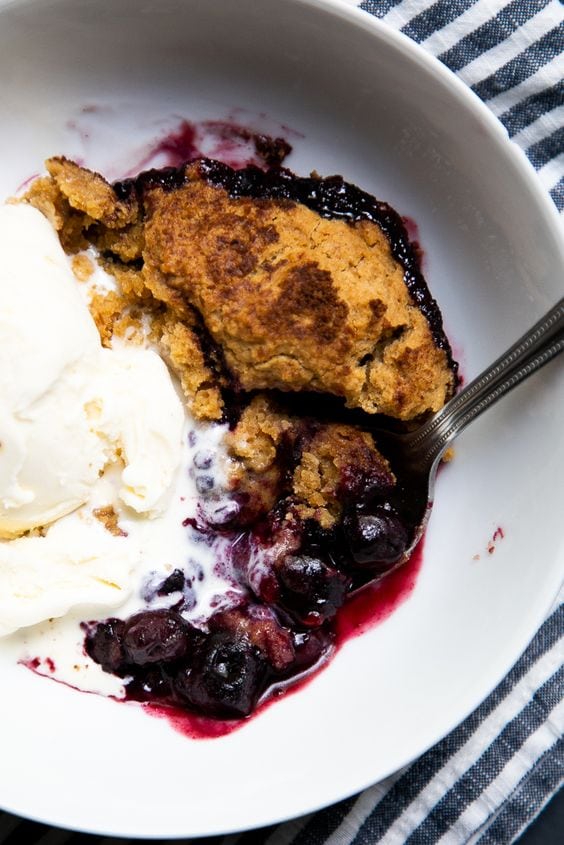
[{"xmin": 370, "ymin": 296, "xmax": 564, "ymax": 562}]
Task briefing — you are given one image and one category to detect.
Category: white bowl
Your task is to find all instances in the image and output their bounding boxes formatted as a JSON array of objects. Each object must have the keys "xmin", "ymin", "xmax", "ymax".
[{"xmin": 0, "ymin": 0, "xmax": 562, "ymax": 837}]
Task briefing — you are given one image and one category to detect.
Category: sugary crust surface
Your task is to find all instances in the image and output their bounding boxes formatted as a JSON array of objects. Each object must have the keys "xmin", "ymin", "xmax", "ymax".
[{"xmin": 142, "ymin": 168, "xmax": 453, "ymax": 419}]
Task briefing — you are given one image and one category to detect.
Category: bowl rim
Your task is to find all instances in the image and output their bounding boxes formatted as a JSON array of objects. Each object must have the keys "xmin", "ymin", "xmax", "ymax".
[{"xmin": 311, "ymin": 0, "xmax": 564, "ymax": 242}]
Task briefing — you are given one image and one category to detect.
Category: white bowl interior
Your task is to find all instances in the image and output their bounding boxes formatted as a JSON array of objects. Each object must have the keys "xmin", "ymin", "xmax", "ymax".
[{"xmin": 0, "ymin": 0, "xmax": 562, "ymax": 836}]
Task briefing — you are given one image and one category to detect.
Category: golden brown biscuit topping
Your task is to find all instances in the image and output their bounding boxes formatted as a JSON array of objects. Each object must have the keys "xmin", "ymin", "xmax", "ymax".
[{"xmin": 22, "ymin": 156, "xmax": 455, "ymax": 422}]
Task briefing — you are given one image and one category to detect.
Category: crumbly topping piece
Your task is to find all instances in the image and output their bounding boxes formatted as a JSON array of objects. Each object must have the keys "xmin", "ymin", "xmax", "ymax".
[
  {"xmin": 226, "ymin": 395, "xmax": 292, "ymax": 474},
  {"xmin": 45, "ymin": 157, "xmax": 138, "ymax": 229},
  {"xmin": 93, "ymin": 506, "xmax": 127, "ymax": 537},
  {"xmin": 293, "ymin": 424, "xmax": 393, "ymax": 525},
  {"xmin": 71, "ymin": 253, "xmax": 95, "ymax": 282},
  {"xmin": 154, "ymin": 312, "xmax": 224, "ymax": 421},
  {"xmin": 225, "ymin": 396, "xmax": 292, "ymax": 523},
  {"xmin": 88, "ymin": 290, "xmax": 130, "ymax": 347},
  {"xmin": 21, "ymin": 174, "xmax": 91, "ymax": 252},
  {"xmin": 226, "ymin": 396, "xmax": 393, "ymax": 529},
  {"xmin": 91, "ymin": 220, "xmax": 145, "ymax": 263}
]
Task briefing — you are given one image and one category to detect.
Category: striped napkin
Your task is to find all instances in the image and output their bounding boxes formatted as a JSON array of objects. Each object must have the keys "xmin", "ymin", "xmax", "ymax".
[{"xmin": 0, "ymin": 2, "xmax": 562, "ymax": 844}]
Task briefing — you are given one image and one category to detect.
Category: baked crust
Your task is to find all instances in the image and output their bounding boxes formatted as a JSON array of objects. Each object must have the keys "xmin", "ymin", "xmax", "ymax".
[{"xmin": 141, "ymin": 168, "xmax": 453, "ymax": 419}]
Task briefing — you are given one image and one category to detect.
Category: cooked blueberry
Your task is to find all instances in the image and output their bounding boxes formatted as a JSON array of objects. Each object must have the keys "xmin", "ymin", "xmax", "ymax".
[
  {"xmin": 340, "ymin": 464, "xmax": 395, "ymax": 505},
  {"xmin": 173, "ymin": 632, "xmax": 266, "ymax": 718},
  {"xmin": 300, "ymin": 518, "xmax": 337, "ymax": 556},
  {"xmin": 84, "ymin": 618, "xmax": 126, "ymax": 674},
  {"xmin": 343, "ymin": 507, "xmax": 408, "ymax": 569},
  {"xmin": 292, "ymin": 629, "xmax": 333, "ymax": 671},
  {"xmin": 193, "ymin": 449, "xmax": 214, "ymax": 470},
  {"xmin": 196, "ymin": 475, "xmax": 214, "ymax": 494},
  {"xmin": 157, "ymin": 569, "xmax": 186, "ymax": 595},
  {"xmin": 126, "ymin": 667, "xmax": 171, "ymax": 702},
  {"xmin": 276, "ymin": 555, "xmax": 349, "ymax": 622},
  {"xmin": 122, "ymin": 610, "xmax": 192, "ymax": 665},
  {"xmin": 203, "ymin": 499, "xmax": 240, "ymax": 527}
]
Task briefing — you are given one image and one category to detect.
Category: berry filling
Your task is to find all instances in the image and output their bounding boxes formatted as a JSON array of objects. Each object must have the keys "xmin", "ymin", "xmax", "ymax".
[{"xmin": 84, "ymin": 401, "xmax": 423, "ymax": 721}]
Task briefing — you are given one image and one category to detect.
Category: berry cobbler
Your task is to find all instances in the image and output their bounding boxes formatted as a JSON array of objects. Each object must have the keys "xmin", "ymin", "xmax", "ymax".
[{"xmin": 0, "ymin": 141, "xmax": 457, "ymax": 723}]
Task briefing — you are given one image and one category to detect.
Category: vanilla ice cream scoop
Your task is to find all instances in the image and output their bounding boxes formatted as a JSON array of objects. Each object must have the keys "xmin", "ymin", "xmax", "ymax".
[
  {"xmin": 0, "ymin": 514, "xmax": 137, "ymax": 637},
  {"xmin": 0, "ymin": 203, "xmax": 184, "ymax": 538}
]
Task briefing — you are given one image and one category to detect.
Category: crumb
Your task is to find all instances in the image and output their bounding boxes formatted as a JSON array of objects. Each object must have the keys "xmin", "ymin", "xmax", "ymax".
[
  {"xmin": 21, "ymin": 525, "xmax": 47, "ymax": 538},
  {"xmin": 88, "ymin": 290, "xmax": 131, "ymax": 347},
  {"xmin": 71, "ymin": 253, "xmax": 95, "ymax": 282},
  {"xmin": 93, "ymin": 506, "xmax": 127, "ymax": 538},
  {"xmin": 226, "ymin": 395, "xmax": 292, "ymax": 474}
]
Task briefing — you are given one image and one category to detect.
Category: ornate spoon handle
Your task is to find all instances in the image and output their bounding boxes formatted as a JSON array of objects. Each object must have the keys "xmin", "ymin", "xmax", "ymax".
[{"xmin": 408, "ymin": 297, "xmax": 564, "ymax": 468}]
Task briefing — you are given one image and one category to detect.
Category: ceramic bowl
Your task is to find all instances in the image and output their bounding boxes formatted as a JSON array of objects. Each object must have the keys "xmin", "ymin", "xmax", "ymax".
[{"xmin": 0, "ymin": 0, "xmax": 562, "ymax": 836}]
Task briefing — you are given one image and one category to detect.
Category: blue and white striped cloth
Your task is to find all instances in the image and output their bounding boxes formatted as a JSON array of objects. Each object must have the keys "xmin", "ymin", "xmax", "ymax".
[{"xmin": 0, "ymin": 2, "xmax": 562, "ymax": 844}]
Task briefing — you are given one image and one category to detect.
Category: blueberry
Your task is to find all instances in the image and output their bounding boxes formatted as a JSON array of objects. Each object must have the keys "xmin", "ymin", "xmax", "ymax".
[
  {"xmin": 122, "ymin": 610, "xmax": 192, "ymax": 665},
  {"xmin": 157, "ymin": 568, "xmax": 186, "ymax": 595},
  {"xmin": 125, "ymin": 667, "xmax": 171, "ymax": 702},
  {"xmin": 196, "ymin": 475, "xmax": 214, "ymax": 495},
  {"xmin": 204, "ymin": 500, "xmax": 240, "ymax": 527},
  {"xmin": 193, "ymin": 449, "xmax": 214, "ymax": 470},
  {"xmin": 276, "ymin": 555, "xmax": 349, "ymax": 622},
  {"xmin": 343, "ymin": 507, "xmax": 408, "ymax": 570},
  {"xmin": 84, "ymin": 618, "xmax": 126, "ymax": 674},
  {"xmin": 292, "ymin": 628, "xmax": 333, "ymax": 671},
  {"xmin": 173, "ymin": 632, "xmax": 266, "ymax": 718}
]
